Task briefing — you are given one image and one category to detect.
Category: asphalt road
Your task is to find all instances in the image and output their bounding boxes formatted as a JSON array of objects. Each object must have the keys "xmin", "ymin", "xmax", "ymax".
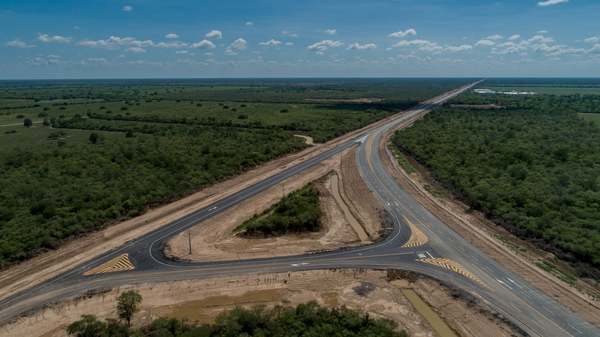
[{"xmin": 1, "ymin": 82, "xmax": 598, "ymax": 337}]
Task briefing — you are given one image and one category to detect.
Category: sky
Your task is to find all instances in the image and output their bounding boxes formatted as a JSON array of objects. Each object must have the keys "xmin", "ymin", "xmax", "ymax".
[{"xmin": 1, "ymin": 0, "xmax": 600, "ymax": 79}]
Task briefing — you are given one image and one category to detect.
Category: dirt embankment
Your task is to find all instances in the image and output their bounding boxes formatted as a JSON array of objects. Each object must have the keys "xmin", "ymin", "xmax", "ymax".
[
  {"xmin": 0, "ymin": 270, "xmax": 521, "ymax": 337},
  {"xmin": 381, "ymin": 134, "xmax": 600, "ymax": 327},
  {"xmin": 166, "ymin": 148, "xmax": 381, "ymax": 262}
]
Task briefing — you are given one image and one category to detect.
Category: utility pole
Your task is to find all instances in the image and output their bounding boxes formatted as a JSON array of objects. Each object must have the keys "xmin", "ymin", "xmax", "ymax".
[{"xmin": 188, "ymin": 231, "xmax": 192, "ymax": 255}]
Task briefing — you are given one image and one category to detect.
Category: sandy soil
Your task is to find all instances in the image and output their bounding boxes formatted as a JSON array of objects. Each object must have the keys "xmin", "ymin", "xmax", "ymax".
[
  {"xmin": 166, "ymin": 148, "xmax": 379, "ymax": 262},
  {"xmin": 0, "ymin": 270, "xmax": 519, "ymax": 337},
  {"xmin": 294, "ymin": 134, "xmax": 316, "ymax": 145},
  {"xmin": 381, "ymin": 134, "xmax": 600, "ymax": 327}
]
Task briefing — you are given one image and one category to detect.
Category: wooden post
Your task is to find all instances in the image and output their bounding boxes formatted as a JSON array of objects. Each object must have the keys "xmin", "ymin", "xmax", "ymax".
[{"xmin": 188, "ymin": 231, "xmax": 192, "ymax": 255}]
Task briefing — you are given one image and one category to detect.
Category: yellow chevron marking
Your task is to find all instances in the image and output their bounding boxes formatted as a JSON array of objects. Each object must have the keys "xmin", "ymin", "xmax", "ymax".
[
  {"xmin": 418, "ymin": 258, "xmax": 482, "ymax": 285},
  {"xmin": 402, "ymin": 216, "xmax": 429, "ymax": 248},
  {"xmin": 83, "ymin": 254, "xmax": 135, "ymax": 276}
]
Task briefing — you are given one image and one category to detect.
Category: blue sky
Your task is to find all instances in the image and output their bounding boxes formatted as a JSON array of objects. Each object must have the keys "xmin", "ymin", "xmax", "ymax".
[{"xmin": 1, "ymin": 0, "xmax": 599, "ymax": 79}]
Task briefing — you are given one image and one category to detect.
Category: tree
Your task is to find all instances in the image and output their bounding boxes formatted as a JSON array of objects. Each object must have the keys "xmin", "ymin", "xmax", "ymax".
[
  {"xmin": 67, "ymin": 315, "xmax": 107, "ymax": 337},
  {"xmin": 117, "ymin": 290, "xmax": 142, "ymax": 327},
  {"xmin": 23, "ymin": 118, "xmax": 32, "ymax": 128},
  {"xmin": 89, "ymin": 133, "xmax": 99, "ymax": 144}
]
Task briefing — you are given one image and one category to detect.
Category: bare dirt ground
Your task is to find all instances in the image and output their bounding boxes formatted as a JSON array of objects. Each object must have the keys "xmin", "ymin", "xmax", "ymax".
[
  {"xmin": 294, "ymin": 134, "xmax": 316, "ymax": 145},
  {"xmin": 381, "ymin": 132, "xmax": 600, "ymax": 327},
  {"xmin": 0, "ymin": 269, "xmax": 520, "ymax": 337},
  {"xmin": 166, "ymin": 148, "xmax": 379, "ymax": 262}
]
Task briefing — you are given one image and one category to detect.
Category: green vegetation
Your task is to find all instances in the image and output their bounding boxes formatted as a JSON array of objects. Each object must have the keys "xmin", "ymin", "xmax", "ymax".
[
  {"xmin": 236, "ymin": 184, "xmax": 321, "ymax": 237},
  {"xmin": 117, "ymin": 291, "xmax": 143, "ymax": 327},
  {"xmin": 67, "ymin": 290, "xmax": 406, "ymax": 337},
  {"xmin": 393, "ymin": 91, "xmax": 600, "ymax": 278},
  {"xmin": 0, "ymin": 79, "xmax": 466, "ymax": 268},
  {"xmin": 579, "ymin": 113, "xmax": 600, "ymax": 126}
]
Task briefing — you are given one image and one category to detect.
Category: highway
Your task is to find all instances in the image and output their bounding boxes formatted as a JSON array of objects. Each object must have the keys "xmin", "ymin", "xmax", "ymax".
[{"xmin": 0, "ymin": 82, "xmax": 598, "ymax": 337}]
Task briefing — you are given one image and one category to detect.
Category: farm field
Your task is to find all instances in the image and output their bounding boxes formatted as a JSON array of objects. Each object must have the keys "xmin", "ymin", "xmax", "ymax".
[{"xmin": 0, "ymin": 78, "xmax": 467, "ymax": 268}]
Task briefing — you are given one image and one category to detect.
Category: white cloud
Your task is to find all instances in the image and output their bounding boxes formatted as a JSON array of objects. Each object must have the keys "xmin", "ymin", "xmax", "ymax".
[
  {"xmin": 285, "ymin": 42, "xmax": 294, "ymax": 46},
  {"xmin": 82, "ymin": 58, "xmax": 108, "ymax": 65},
  {"xmin": 307, "ymin": 40, "xmax": 343, "ymax": 53},
  {"xmin": 348, "ymin": 42, "xmax": 377, "ymax": 50},
  {"xmin": 165, "ymin": 33, "xmax": 179, "ymax": 39},
  {"xmin": 528, "ymin": 34, "xmax": 554, "ymax": 44},
  {"xmin": 476, "ymin": 39, "xmax": 496, "ymax": 47},
  {"xmin": 127, "ymin": 47, "xmax": 146, "ymax": 53},
  {"xmin": 589, "ymin": 44, "xmax": 600, "ymax": 54},
  {"xmin": 5, "ymin": 39, "xmax": 35, "ymax": 48},
  {"xmin": 282, "ymin": 30, "xmax": 298, "ymax": 38},
  {"xmin": 154, "ymin": 41, "xmax": 188, "ymax": 49},
  {"xmin": 205, "ymin": 30, "xmax": 222, "ymax": 40},
  {"xmin": 485, "ymin": 34, "xmax": 503, "ymax": 41},
  {"xmin": 28, "ymin": 54, "xmax": 61, "ymax": 66},
  {"xmin": 584, "ymin": 37, "xmax": 600, "ymax": 44},
  {"xmin": 259, "ymin": 39, "xmax": 282, "ymax": 47},
  {"xmin": 445, "ymin": 44, "xmax": 472, "ymax": 52},
  {"xmin": 538, "ymin": 0, "xmax": 568, "ymax": 7},
  {"xmin": 508, "ymin": 34, "xmax": 521, "ymax": 41},
  {"xmin": 38, "ymin": 34, "xmax": 71, "ymax": 44},
  {"xmin": 175, "ymin": 50, "xmax": 189, "ymax": 55},
  {"xmin": 245, "ymin": 21, "xmax": 254, "ymax": 27},
  {"xmin": 388, "ymin": 29, "xmax": 417, "ymax": 38},
  {"xmin": 392, "ymin": 39, "xmax": 471, "ymax": 54},
  {"xmin": 79, "ymin": 36, "xmax": 153, "ymax": 49},
  {"xmin": 226, "ymin": 38, "xmax": 247, "ymax": 54},
  {"xmin": 323, "ymin": 29, "xmax": 337, "ymax": 35},
  {"xmin": 122, "ymin": 5, "xmax": 133, "ymax": 12},
  {"xmin": 191, "ymin": 39, "xmax": 216, "ymax": 49},
  {"xmin": 393, "ymin": 39, "xmax": 437, "ymax": 48}
]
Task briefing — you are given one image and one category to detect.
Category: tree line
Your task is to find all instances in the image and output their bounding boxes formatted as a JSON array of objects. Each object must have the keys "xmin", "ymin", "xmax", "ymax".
[{"xmin": 66, "ymin": 290, "xmax": 407, "ymax": 337}]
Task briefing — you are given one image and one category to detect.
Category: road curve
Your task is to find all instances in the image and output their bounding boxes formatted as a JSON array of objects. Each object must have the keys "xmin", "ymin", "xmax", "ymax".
[{"xmin": 1, "ymin": 82, "xmax": 598, "ymax": 337}]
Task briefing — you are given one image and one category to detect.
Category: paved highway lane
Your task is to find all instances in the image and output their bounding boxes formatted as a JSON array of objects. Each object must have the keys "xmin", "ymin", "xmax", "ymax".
[
  {"xmin": 355, "ymin": 98, "xmax": 599, "ymax": 337},
  {"xmin": 2, "ymin": 82, "xmax": 598, "ymax": 337}
]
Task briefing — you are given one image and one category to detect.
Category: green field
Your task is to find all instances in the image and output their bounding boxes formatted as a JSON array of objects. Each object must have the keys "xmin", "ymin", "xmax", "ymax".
[
  {"xmin": 0, "ymin": 79, "xmax": 467, "ymax": 268},
  {"xmin": 394, "ymin": 90, "xmax": 600, "ymax": 277},
  {"xmin": 579, "ymin": 113, "xmax": 600, "ymax": 125}
]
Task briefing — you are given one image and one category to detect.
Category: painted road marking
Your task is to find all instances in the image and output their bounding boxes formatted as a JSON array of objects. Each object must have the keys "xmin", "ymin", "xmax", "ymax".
[
  {"xmin": 401, "ymin": 216, "xmax": 429, "ymax": 248},
  {"xmin": 83, "ymin": 254, "xmax": 135, "ymax": 276},
  {"xmin": 418, "ymin": 257, "xmax": 482, "ymax": 285}
]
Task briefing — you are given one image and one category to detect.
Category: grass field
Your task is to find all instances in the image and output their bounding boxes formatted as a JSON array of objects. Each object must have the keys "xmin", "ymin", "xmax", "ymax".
[
  {"xmin": 579, "ymin": 113, "xmax": 600, "ymax": 125},
  {"xmin": 0, "ymin": 78, "xmax": 468, "ymax": 268}
]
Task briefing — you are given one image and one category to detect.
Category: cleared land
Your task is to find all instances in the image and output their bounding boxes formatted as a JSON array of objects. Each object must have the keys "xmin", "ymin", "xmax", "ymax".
[{"xmin": 0, "ymin": 270, "xmax": 522, "ymax": 337}]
